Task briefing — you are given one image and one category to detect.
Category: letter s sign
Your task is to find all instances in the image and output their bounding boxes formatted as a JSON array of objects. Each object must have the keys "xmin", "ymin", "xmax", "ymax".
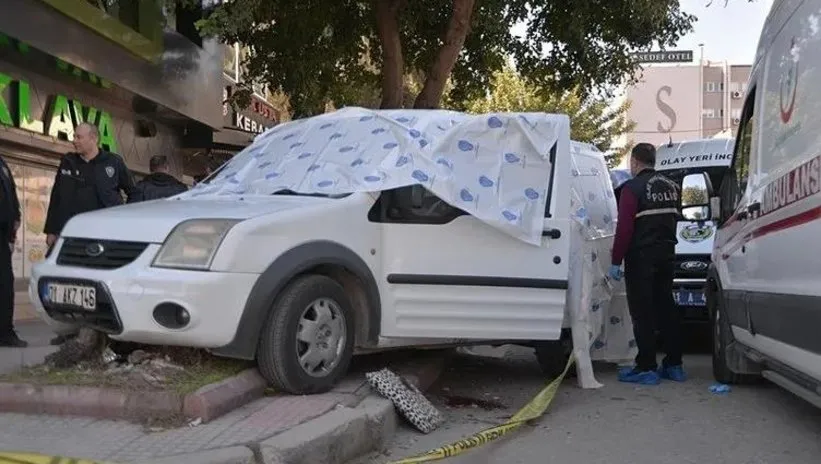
[{"xmin": 656, "ymin": 85, "xmax": 677, "ymax": 133}]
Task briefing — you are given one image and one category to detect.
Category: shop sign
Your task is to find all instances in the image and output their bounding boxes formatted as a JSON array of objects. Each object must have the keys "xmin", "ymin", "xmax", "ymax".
[
  {"xmin": 250, "ymin": 98, "xmax": 278, "ymax": 122},
  {"xmin": 234, "ymin": 113, "xmax": 270, "ymax": 134},
  {"xmin": 0, "ymin": 71, "xmax": 118, "ymax": 152}
]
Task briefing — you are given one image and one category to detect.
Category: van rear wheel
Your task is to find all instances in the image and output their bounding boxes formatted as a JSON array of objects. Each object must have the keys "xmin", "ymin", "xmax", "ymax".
[
  {"xmin": 534, "ymin": 329, "xmax": 573, "ymax": 379},
  {"xmin": 256, "ymin": 274, "xmax": 355, "ymax": 395}
]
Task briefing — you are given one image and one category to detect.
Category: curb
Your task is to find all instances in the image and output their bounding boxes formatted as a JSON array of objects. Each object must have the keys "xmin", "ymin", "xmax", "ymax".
[
  {"xmin": 183, "ymin": 369, "xmax": 267, "ymax": 422},
  {"xmin": 135, "ymin": 351, "xmax": 450, "ymax": 464},
  {"xmin": 259, "ymin": 353, "xmax": 447, "ymax": 464},
  {"xmin": 0, "ymin": 368, "xmax": 265, "ymax": 424}
]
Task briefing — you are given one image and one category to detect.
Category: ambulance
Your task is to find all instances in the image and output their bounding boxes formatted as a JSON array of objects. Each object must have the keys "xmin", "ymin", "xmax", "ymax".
[
  {"xmin": 708, "ymin": 0, "xmax": 821, "ymax": 405},
  {"xmin": 654, "ymin": 138, "xmax": 734, "ymax": 323}
]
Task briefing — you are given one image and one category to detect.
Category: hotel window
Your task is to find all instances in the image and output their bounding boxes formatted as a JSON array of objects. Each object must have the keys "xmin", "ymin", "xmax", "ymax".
[{"xmin": 223, "ymin": 43, "xmax": 240, "ymax": 82}]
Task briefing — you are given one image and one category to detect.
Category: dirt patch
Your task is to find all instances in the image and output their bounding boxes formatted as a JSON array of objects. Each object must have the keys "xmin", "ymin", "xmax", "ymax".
[
  {"xmin": 440, "ymin": 394, "xmax": 507, "ymax": 410},
  {"xmin": 1, "ymin": 345, "xmax": 253, "ymax": 395}
]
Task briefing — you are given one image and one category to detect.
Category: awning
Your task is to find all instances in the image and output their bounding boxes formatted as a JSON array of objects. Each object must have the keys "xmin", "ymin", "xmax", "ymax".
[{"xmin": 212, "ymin": 127, "xmax": 256, "ymax": 149}]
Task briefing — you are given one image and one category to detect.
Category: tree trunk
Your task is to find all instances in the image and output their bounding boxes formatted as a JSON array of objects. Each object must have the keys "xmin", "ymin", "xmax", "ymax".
[
  {"xmin": 413, "ymin": 0, "xmax": 476, "ymax": 109},
  {"xmin": 375, "ymin": 0, "xmax": 405, "ymax": 109},
  {"xmin": 45, "ymin": 327, "xmax": 105, "ymax": 368}
]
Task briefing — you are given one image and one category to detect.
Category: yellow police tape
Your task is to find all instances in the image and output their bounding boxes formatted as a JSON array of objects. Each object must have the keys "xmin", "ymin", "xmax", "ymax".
[
  {"xmin": 0, "ymin": 452, "xmax": 107, "ymax": 464},
  {"xmin": 386, "ymin": 354, "xmax": 576, "ymax": 464}
]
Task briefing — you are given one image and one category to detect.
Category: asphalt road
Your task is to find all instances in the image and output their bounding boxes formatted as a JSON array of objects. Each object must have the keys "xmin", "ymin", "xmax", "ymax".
[{"xmin": 353, "ymin": 340, "xmax": 821, "ymax": 464}]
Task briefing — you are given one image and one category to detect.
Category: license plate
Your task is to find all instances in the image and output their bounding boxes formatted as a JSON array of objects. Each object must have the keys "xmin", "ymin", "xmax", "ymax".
[
  {"xmin": 674, "ymin": 290, "xmax": 705, "ymax": 307},
  {"xmin": 45, "ymin": 283, "xmax": 96, "ymax": 311}
]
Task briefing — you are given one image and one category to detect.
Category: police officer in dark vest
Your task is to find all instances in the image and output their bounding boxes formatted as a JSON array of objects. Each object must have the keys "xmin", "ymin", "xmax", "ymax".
[
  {"xmin": 609, "ymin": 143, "xmax": 684, "ymax": 385},
  {"xmin": 0, "ymin": 156, "xmax": 25, "ymax": 347}
]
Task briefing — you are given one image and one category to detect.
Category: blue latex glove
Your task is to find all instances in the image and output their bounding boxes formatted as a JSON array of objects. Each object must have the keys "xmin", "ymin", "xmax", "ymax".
[{"xmin": 608, "ymin": 264, "xmax": 623, "ymax": 281}]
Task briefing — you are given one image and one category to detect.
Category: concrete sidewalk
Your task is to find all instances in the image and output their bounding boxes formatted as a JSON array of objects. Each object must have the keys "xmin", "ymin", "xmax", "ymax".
[
  {"xmin": 0, "ymin": 344, "xmax": 449, "ymax": 464},
  {"xmin": 0, "ymin": 319, "xmax": 58, "ymax": 374}
]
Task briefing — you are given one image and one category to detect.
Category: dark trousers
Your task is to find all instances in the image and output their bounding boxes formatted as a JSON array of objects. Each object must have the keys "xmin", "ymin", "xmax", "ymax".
[
  {"xmin": 624, "ymin": 245, "xmax": 683, "ymax": 371},
  {"xmin": 0, "ymin": 234, "xmax": 14, "ymax": 339}
]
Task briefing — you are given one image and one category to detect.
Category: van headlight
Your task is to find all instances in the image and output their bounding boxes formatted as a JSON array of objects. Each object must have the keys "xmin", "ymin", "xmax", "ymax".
[{"xmin": 152, "ymin": 219, "xmax": 240, "ymax": 270}]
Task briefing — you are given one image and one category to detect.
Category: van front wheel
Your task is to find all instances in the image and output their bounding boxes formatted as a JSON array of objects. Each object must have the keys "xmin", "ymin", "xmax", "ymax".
[
  {"xmin": 710, "ymin": 287, "xmax": 756, "ymax": 384},
  {"xmin": 256, "ymin": 274, "xmax": 355, "ymax": 395}
]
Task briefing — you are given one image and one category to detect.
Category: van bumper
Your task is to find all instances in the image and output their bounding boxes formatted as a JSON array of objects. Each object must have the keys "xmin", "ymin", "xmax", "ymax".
[{"xmin": 672, "ymin": 278, "xmax": 709, "ymax": 322}]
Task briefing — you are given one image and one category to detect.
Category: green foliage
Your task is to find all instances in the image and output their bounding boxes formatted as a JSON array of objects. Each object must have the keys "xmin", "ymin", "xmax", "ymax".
[
  {"xmin": 461, "ymin": 68, "xmax": 635, "ymax": 168},
  {"xmin": 682, "ymin": 186, "xmax": 708, "ymax": 206},
  {"xmin": 177, "ymin": 0, "xmax": 694, "ymax": 115}
]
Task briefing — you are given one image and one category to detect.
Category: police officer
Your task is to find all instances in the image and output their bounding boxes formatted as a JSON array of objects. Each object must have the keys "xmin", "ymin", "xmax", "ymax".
[
  {"xmin": 43, "ymin": 122, "xmax": 135, "ymax": 345},
  {"xmin": 0, "ymin": 157, "xmax": 25, "ymax": 347},
  {"xmin": 609, "ymin": 143, "xmax": 685, "ymax": 385},
  {"xmin": 129, "ymin": 155, "xmax": 187, "ymax": 202}
]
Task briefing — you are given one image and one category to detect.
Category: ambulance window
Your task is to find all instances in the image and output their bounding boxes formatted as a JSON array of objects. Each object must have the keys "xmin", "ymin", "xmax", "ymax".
[{"xmin": 720, "ymin": 88, "xmax": 755, "ymax": 222}]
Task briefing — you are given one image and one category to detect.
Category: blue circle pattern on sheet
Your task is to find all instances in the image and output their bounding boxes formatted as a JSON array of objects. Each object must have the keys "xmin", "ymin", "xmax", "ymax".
[
  {"xmin": 436, "ymin": 157, "xmax": 453, "ymax": 170},
  {"xmin": 524, "ymin": 188, "xmax": 539, "ymax": 200},
  {"xmin": 458, "ymin": 140, "xmax": 474, "ymax": 152},
  {"xmin": 487, "ymin": 116, "xmax": 504, "ymax": 128},
  {"xmin": 478, "ymin": 176, "xmax": 494, "ymax": 187},
  {"xmin": 504, "ymin": 153, "xmax": 520, "ymax": 164},
  {"xmin": 411, "ymin": 170, "xmax": 429, "ymax": 183}
]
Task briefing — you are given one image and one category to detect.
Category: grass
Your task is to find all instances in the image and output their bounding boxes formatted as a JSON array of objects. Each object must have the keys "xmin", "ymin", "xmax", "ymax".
[{"xmin": 0, "ymin": 348, "xmax": 254, "ymax": 395}]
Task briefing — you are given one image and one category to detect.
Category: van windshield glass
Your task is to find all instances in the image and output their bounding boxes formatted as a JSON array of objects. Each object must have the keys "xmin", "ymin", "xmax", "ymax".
[{"xmin": 659, "ymin": 166, "xmax": 728, "ymax": 193}]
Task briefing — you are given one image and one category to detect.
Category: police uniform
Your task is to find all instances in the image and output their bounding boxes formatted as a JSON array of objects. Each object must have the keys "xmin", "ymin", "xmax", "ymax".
[
  {"xmin": 0, "ymin": 157, "xmax": 23, "ymax": 346},
  {"xmin": 612, "ymin": 167, "xmax": 683, "ymax": 372},
  {"xmin": 44, "ymin": 150, "xmax": 135, "ymax": 237}
]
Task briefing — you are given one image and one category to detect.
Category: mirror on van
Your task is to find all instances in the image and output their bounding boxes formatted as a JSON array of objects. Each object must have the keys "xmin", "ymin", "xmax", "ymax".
[
  {"xmin": 709, "ymin": 196, "xmax": 721, "ymax": 221},
  {"xmin": 681, "ymin": 173, "xmax": 711, "ymax": 221}
]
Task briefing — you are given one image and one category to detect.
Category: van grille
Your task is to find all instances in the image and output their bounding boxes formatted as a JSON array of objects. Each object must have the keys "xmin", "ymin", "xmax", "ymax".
[
  {"xmin": 674, "ymin": 254, "xmax": 711, "ymax": 279},
  {"xmin": 57, "ymin": 238, "xmax": 148, "ymax": 270}
]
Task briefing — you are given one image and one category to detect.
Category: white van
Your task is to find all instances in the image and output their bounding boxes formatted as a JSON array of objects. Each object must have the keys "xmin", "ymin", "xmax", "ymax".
[
  {"xmin": 708, "ymin": 0, "xmax": 821, "ymax": 406},
  {"xmin": 653, "ymin": 138, "xmax": 734, "ymax": 323},
  {"xmin": 30, "ymin": 109, "xmax": 622, "ymax": 394}
]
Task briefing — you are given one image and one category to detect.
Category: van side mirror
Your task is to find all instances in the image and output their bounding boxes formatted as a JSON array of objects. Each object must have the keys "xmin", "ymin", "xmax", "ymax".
[
  {"xmin": 681, "ymin": 173, "xmax": 712, "ymax": 221},
  {"xmin": 709, "ymin": 196, "xmax": 721, "ymax": 221}
]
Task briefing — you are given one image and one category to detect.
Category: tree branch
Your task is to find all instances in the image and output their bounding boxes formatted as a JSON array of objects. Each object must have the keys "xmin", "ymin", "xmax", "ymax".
[
  {"xmin": 375, "ymin": 0, "xmax": 405, "ymax": 109},
  {"xmin": 413, "ymin": 0, "xmax": 476, "ymax": 109}
]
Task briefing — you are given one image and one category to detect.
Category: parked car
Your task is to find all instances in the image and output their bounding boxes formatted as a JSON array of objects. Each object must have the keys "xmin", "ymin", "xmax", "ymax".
[
  {"xmin": 708, "ymin": 0, "xmax": 821, "ymax": 407},
  {"xmin": 31, "ymin": 109, "xmax": 619, "ymax": 395}
]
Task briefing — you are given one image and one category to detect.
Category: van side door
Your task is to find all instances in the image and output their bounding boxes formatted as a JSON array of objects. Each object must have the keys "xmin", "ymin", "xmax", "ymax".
[{"xmin": 372, "ymin": 143, "xmax": 572, "ymax": 341}]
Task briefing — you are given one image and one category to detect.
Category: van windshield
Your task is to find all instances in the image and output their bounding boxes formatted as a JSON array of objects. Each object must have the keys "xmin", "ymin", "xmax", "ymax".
[{"xmin": 658, "ymin": 166, "xmax": 728, "ymax": 194}]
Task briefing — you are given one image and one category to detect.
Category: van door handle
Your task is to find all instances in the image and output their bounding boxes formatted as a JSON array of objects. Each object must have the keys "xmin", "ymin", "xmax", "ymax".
[{"xmin": 542, "ymin": 228, "xmax": 561, "ymax": 239}]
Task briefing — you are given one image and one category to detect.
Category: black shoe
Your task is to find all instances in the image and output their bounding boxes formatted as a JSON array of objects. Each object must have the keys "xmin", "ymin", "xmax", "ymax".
[
  {"xmin": 0, "ymin": 336, "xmax": 28, "ymax": 348},
  {"xmin": 50, "ymin": 334, "xmax": 77, "ymax": 346}
]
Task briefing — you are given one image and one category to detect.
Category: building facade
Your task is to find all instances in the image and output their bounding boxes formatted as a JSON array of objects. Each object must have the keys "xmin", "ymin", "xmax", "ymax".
[
  {"xmin": 623, "ymin": 62, "xmax": 752, "ymax": 148},
  {"xmin": 0, "ymin": 0, "xmax": 226, "ymax": 320}
]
